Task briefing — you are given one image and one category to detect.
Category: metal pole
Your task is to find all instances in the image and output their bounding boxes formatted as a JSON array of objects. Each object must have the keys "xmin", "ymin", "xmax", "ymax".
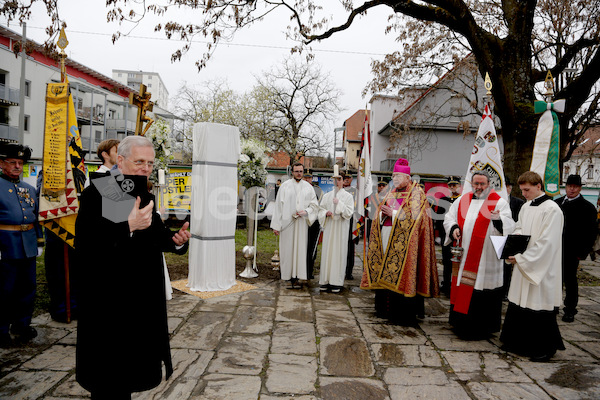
[{"xmin": 18, "ymin": 23, "xmax": 27, "ymax": 144}]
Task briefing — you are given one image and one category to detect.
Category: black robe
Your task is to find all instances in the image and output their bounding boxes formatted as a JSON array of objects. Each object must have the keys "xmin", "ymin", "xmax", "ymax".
[{"xmin": 74, "ymin": 182, "xmax": 188, "ymax": 394}]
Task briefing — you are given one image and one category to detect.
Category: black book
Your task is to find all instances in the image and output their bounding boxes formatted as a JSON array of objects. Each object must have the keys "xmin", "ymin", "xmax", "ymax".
[{"xmin": 499, "ymin": 234, "xmax": 531, "ymax": 259}]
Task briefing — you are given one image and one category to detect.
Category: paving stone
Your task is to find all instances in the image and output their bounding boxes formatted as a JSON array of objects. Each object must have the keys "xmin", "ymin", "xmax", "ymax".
[
  {"xmin": 320, "ymin": 337, "xmax": 374, "ymax": 377},
  {"xmin": 313, "ymin": 296, "xmax": 350, "ymax": 311},
  {"xmin": 352, "ymin": 307, "xmax": 388, "ymax": 324},
  {"xmin": 260, "ymin": 395, "xmax": 317, "ymax": 400},
  {"xmin": 316, "ymin": 310, "xmax": 361, "ymax": 337},
  {"xmin": 266, "ymin": 353, "xmax": 317, "ymax": 394},
  {"xmin": 168, "ymin": 316, "xmax": 183, "ymax": 334},
  {"xmin": 239, "ymin": 289, "xmax": 276, "ymax": 307},
  {"xmin": 347, "ymin": 296, "xmax": 375, "ymax": 309},
  {"xmin": 56, "ymin": 331, "xmax": 77, "ymax": 346},
  {"xmin": 195, "ymin": 301, "xmax": 237, "ymax": 313},
  {"xmin": 468, "ymin": 382, "xmax": 553, "ymax": 400},
  {"xmin": 271, "ymin": 322, "xmax": 316, "ymax": 355},
  {"xmin": 575, "ymin": 340, "xmax": 600, "ymax": 358},
  {"xmin": 0, "ymin": 370, "xmax": 68, "ymax": 399},
  {"xmin": 208, "ymin": 336, "xmax": 268, "ymax": 376},
  {"xmin": 275, "ymin": 296, "xmax": 313, "ymax": 322},
  {"xmin": 383, "ymin": 367, "xmax": 450, "ymax": 386},
  {"xmin": 194, "ymin": 373, "xmax": 261, "ymax": 400},
  {"xmin": 419, "ymin": 320, "xmax": 455, "ymax": 336},
  {"xmin": 135, "ymin": 349, "xmax": 213, "ymax": 400},
  {"xmin": 166, "ymin": 297, "xmax": 201, "ymax": 317},
  {"xmin": 550, "ymin": 341, "xmax": 597, "ymax": 363},
  {"xmin": 560, "ymin": 325, "xmax": 600, "ymax": 341},
  {"xmin": 361, "ymin": 323, "xmax": 427, "ymax": 345},
  {"xmin": 514, "ymin": 361, "xmax": 600, "ymax": 400},
  {"xmin": 228, "ymin": 305, "xmax": 275, "ymax": 334},
  {"xmin": 388, "ymin": 381, "xmax": 469, "ymax": 400},
  {"xmin": 428, "ymin": 334, "xmax": 500, "ymax": 352},
  {"xmin": 320, "ymin": 377, "xmax": 389, "ymax": 400},
  {"xmin": 372, "ymin": 344, "xmax": 441, "ymax": 367},
  {"xmin": 170, "ymin": 312, "xmax": 230, "ymax": 350},
  {"xmin": 21, "ymin": 344, "xmax": 75, "ymax": 371},
  {"xmin": 52, "ymin": 374, "xmax": 88, "ymax": 397}
]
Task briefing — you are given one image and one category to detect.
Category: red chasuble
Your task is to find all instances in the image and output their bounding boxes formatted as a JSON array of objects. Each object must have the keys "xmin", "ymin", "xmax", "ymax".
[{"xmin": 451, "ymin": 190, "xmax": 500, "ymax": 314}]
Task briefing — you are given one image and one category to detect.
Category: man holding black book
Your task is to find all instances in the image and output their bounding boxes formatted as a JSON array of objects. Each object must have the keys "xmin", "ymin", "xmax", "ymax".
[
  {"xmin": 443, "ymin": 171, "xmax": 514, "ymax": 339},
  {"xmin": 501, "ymin": 171, "xmax": 565, "ymax": 362},
  {"xmin": 75, "ymin": 136, "xmax": 191, "ymax": 399}
]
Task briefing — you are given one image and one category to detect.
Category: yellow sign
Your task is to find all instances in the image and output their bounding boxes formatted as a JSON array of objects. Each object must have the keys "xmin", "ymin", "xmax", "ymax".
[
  {"xmin": 163, "ymin": 168, "xmax": 192, "ymax": 212},
  {"xmin": 42, "ymin": 82, "xmax": 69, "ymax": 190}
]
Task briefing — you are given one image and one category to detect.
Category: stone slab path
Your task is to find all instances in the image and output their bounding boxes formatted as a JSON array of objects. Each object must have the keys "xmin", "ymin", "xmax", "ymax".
[{"xmin": 2, "ymin": 256, "xmax": 600, "ymax": 399}]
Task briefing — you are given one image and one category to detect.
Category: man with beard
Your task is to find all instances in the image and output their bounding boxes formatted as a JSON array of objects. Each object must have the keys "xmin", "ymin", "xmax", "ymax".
[
  {"xmin": 271, "ymin": 162, "xmax": 319, "ymax": 288},
  {"xmin": 444, "ymin": 171, "xmax": 514, "ymax": 339},
  {"xmin": 75, "ymin": 136, "xmax": 191, "ymax": 399},
  {"xmin": 361, "ymin": 158, "xmax": 438, "ymax": 325}
]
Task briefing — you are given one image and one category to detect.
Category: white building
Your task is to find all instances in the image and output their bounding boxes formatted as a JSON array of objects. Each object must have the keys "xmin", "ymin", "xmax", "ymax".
[{"xmin": 112, "ymin": 69, "xmax": 170, "ymax": 109}]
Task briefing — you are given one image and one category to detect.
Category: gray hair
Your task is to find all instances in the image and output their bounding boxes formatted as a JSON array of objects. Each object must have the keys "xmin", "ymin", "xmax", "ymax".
[
  {"xmin": 472, "ymin": 170, "xmax": 490, "ymax": 182},
  {"xmin": 117, "ymin": 135, "xmax": 154, "ymax": 158}
]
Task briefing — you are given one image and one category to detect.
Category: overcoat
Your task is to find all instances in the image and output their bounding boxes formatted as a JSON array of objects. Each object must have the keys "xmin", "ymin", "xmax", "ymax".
[{"xmin": 75, "ymin": 181, "xmax": 187, "ymax": 393}]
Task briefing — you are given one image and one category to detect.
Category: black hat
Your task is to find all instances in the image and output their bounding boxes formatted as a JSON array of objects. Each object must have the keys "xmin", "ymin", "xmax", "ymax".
[
  {"xmin": 0, "ymin": 140, "xmax": 32, "ymax": 162},
  {"xmin": 566, "ymin": 174, "xmax": 583, "ymax": 186},
  {"xmin": 377, "ymin": 179, "xmax": 387, "ymax": 186},
  {"xmin": 447, "ymin": 176, "xmax": 461, "ymax": 185},
  {"xmin": 303, "ymin": 170, "xmax": 313, "ymax": 178}
]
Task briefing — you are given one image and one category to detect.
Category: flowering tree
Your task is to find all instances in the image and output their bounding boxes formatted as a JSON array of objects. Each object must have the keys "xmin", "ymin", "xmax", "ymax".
[
  {"xmin": 238, "ymin": 139, "xmax": 270, "ymax": 189},
  {"xmin": 145, "ymin": 117, "xmax": 173, "ymax": 184}
]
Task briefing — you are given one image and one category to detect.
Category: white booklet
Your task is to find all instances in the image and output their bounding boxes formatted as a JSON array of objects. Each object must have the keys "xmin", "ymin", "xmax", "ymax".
[{"xmin": 490, "ymin": 235, "xmax": 507, "ymax": 259}]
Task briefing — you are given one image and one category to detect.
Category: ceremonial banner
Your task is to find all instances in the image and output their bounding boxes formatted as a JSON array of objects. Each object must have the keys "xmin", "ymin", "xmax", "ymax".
[
  {"xmin": 39, "ymin": 81, "xmax": 86, "ymax": 247},
  {"xmin": 463, "ymin": 105, "xmax": 507, "ymax": 201},
  {"xmin": 530, "ymin": 99, "xmax": 564, "ymax": 196},
  {"xmin": 353, "ymin": 111, "xmax": 372, "ymax": 240}
]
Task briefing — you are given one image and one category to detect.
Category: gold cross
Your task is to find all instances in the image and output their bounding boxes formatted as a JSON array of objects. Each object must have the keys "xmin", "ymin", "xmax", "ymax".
[{"xmin": 129, "ymin": 84, "xmax": 154, "ymax": 136}]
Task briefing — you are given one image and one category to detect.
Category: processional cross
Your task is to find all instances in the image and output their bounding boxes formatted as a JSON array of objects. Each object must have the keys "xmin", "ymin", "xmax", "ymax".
[{"xmin": 129, "ymin": 84, "xmax": 154, "ymax": 136}]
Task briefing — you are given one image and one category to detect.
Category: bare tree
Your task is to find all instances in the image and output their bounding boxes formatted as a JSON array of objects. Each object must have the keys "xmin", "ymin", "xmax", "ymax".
[{"xmin": 252, "ymin": 56, "xmax": 341, "ymax": 164}]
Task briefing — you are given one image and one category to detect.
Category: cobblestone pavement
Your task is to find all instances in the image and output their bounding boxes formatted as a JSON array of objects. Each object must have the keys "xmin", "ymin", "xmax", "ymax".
[{"xmin": 1, "ymin": 254, "xmax": 600, "ymax": 400}]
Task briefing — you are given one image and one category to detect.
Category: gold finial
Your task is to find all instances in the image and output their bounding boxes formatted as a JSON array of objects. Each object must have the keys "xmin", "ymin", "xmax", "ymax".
[
  {"xmin": 484, "ymin": 73, "xmax": 492, "ymax": 95},
  {"xmin": 544, "ymin": 71, "xmax": 554, "ymax": 97},
  {"xmin": 57, "ymin": 27, "xmax": 68, "ymax": 82}
]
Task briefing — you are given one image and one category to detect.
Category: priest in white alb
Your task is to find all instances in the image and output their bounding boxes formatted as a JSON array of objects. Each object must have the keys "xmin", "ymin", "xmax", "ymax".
[
  {"xmin": 317, "ymin": 167, "xmax": 354, "ymax": 293},
  {"xmin": 444, "ymin": 171, "xmax": 515, "ymax": 339},
  {"xmin": 501, "ymin": 171, "xmax": 565, "ymax": 361},
  {"xmin": 270, "ymin": 162, "xmax": 319, "ymax": 288}
]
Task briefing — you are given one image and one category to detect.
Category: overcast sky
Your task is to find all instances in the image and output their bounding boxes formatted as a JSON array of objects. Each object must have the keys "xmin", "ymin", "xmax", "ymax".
[{"xmin": 2, "ymin": 1, "xmax": 400, "ymax": 149}]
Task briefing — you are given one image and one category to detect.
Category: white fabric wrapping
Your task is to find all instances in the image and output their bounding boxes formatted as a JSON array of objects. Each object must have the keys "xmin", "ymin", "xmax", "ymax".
[
  {"xmin": 443, "ymin": 195, "xmax": 515, "ymax": 290},
  {"xmin": 318, "ymin": 188, "xmax": 354, "ymax": 286},
  {"xmin": 188, "ymin": 123, "xmax": 240, "ymax": 291}
]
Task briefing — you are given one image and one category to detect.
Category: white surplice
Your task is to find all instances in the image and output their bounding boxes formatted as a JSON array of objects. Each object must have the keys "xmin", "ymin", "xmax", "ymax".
[
  {"xmin": 318, "ymin": 188, "xmax": 354, "ymax": 286},
  {"xmin": 270, "ymin": 179, "xmax": 319, "ymax": 280},
  {"xmin": 509, "ymin": 197, "xmax": 564, "ymax": 311},
  {"xmin": 443, "ymin": 194, "xmax": 515, "ymax": 290}
]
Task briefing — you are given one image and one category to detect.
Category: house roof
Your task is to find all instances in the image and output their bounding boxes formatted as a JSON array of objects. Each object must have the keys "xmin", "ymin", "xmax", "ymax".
[
  {"xmin": 0, "ymin": 25, "xmax": 137, "ymax": 98},
  {"xmin": 343, "ymin": 109, "xmax": 369, "ymax": 142},
  {"xmin": 573, "ymin": 125, "xmax": 600, "ymax": 156}
]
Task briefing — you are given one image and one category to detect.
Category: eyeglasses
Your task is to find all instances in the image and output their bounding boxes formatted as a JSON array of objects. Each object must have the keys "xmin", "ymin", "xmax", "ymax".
[{"xmin": 125, "ymin": 157, "xmax": 154, "ymax": 167}]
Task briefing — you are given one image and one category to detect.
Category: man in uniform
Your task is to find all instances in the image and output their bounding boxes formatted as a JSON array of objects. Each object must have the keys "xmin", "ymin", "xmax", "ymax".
[
  {"xmin": 555, "ymin": 174, "xmax": 597, "ymax": 322},
  {"xmin": 75, "ymin": 136, "xmax": 191, "ymax": 399},
  {"xmin": 271, "ymin": 163, "xmax": 319, "ymax": 288},
  {"xmin": 437, "ymin": 176, "xmax": 461, "ymax": 296},
  {"xmin": 361, "ymin": 158, "xmax": 438, "ymax": 325},
  {"xmin": 444, "ymin": 171, "xmax": 515, "ymax": 339},
  {"xmin": 0, "ymin": 141, "xmax": 43, "ymax": 347},
  {"xmin": 501, "ymin": 171, "xmax": 565, "ymax": 361}
]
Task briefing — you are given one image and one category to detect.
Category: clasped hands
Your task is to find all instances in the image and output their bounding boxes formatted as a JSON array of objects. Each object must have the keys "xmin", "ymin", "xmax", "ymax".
[{"xmin": 128, "ymin": 197, "xmax": 191, "ymax": 246}]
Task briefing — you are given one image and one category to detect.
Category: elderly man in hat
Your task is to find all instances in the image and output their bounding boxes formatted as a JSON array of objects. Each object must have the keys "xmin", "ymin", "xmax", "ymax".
[
  {"xmin": 0, "ymin": 141, "xmax": 43, "ymax": 347},
  {"xmin": 555, "ymin": 174, "xmax": 597, "ymax": 322},
  {"xmin": 443, "ymin": 171, "xmax": 515, "ymax": 339},
  {"xmin": 361, "ymin": 158, "xmax": 438, "ymax": 325}
]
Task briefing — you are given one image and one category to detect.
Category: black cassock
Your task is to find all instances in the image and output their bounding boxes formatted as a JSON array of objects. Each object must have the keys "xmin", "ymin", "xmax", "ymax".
[{"xmin": 74, "ymin": 179, "xmax": 187, "ymax": 394}]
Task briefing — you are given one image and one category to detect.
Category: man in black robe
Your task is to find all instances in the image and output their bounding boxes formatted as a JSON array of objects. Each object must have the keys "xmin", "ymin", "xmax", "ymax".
[{"xmin": 75, "ymin": 136, "xmax": 191, "ymax": 399}]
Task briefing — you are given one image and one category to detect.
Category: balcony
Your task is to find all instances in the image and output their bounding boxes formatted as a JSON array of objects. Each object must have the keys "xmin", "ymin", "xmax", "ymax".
[
  {"xmin": 106, "ymin": 118, "xmax": 136, "ymax": 133},
  {"xmin": 76, "ymin": 107, "xmax": 105, "ymax": 124},
  {"xmin": 0, "ymin": 84, "xmax": 19, "ymax": 105},
  {"xmin": 0, "ymin": 123, "xmax": 19, "ymax": 141}
]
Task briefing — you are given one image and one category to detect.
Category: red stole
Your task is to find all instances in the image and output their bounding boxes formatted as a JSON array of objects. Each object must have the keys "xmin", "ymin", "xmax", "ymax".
[{"xmin": 451, "ymin": 190, "xmax": 500, "ymax": 314}]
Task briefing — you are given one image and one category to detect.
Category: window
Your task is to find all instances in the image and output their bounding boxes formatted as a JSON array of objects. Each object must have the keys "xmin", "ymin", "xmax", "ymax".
[
  {"xmin": 95, "ymin": 130, "xmax": 102, "ymax": 144},
  {"xmin": 118, "ymin": 73, "xmax": 122, "ymax": 77},
  {"xmin": 24, "ymin": 115, "xmax": 30, "ymax": 132},
  {"xmin": 108, "ymin": 109, "xmax": 116, "ymax": 119},
  {"xmin": 148, "ymin": 75, "xmax": 152, "ymax": 80},
  {"xmin": 588, "ymin": 165, "xmax": 594, "ymax": 180},
  {"xmin": 564, "ymin": 165, "xmax": 570, "ymax": 177},
  {"xmin": 148, "ymin": 83, "xmax": 152, "ymax": 88},
  {"xmin": 24, "ymin": 80, "xmax": 31, "ymax": 97}
]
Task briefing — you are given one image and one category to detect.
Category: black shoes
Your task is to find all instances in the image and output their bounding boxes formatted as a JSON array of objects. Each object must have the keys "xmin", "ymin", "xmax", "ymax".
[
  {"xmin": 530, "ymin": 352, "xmax": 555, "ymax": 362},
  {"xmin": 562, "ymin": 313, "xmax": 575, "ymax": 323}
]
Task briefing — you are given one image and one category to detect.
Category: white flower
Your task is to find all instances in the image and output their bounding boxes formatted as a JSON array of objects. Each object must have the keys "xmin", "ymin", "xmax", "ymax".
[{"xmin": 240, "ymin": 154, "xmax": 250, "ymax": 163}]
